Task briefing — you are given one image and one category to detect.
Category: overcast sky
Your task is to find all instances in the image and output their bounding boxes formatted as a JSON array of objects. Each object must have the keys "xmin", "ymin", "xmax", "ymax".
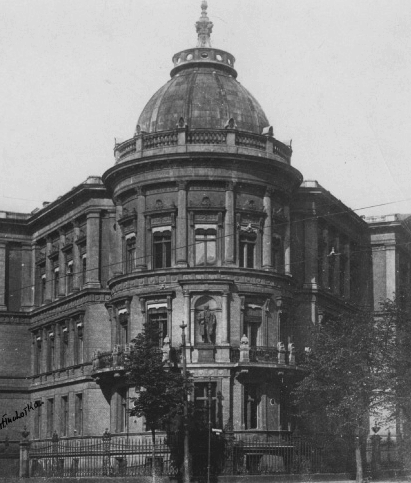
[{"xmin": 1, "ymin": 0, "xmax": 410, "ymax": 217}]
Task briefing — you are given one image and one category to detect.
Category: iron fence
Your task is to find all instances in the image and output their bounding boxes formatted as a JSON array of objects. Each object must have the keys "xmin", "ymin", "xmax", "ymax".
[{"xmin": 27, "ymin": 430, "xmax": 351, "ymax": 478}]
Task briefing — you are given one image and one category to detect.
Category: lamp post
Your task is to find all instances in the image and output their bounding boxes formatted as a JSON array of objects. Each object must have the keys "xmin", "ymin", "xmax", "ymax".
[
  {"xmin": 180, "ymin": 323, "xmax": 190, "ymax": 483},
  {"xmin": 207, "ymin": 377, "xmax": 212, "ymax": 483}
]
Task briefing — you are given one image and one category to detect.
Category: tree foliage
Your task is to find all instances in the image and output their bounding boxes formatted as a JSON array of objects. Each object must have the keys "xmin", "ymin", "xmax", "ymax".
[
  {"xmin": 292, "ymin": 302, "xmax": 409, "ymax": 481},
  {"xmin": 126, "ymin": 321, "xmax": 188, "ymax": 434}
]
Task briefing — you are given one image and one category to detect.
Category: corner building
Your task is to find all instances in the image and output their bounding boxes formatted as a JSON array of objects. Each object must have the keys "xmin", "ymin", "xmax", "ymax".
[{"xmin": 0, "ymin": 3, "xmax": 372, "ymax": 442}]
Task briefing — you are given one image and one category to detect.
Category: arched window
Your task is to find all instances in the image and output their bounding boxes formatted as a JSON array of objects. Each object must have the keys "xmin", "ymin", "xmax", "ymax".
[
  {"xmin": 195, "ymin": 226, "xmax": 217, "ymax": 266},
  {"xmin": 153, "ymin": 229, "xmax": 171, "ymax": 269},
  {"xmin": 239, "ymin": 232, "xmax": 257, "ymax": 268}
]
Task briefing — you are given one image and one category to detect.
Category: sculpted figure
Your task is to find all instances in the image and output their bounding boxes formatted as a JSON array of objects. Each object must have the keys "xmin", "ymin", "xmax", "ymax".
[{"xmin": 198, "ymin": 305, "xmax": 216, "ymax": 344}]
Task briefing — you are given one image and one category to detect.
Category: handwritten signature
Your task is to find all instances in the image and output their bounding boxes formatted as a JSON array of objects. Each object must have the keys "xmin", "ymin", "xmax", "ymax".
[{"xmin": 0, "ymin": 401, "xmax": 44, "ymax": 430}]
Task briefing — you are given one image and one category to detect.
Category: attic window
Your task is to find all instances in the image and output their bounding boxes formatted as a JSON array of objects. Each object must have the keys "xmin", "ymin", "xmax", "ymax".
[
  {"xmin": 186, "ymin": 53, "xmax": 193, "ymax": 61},
  {"xmin": 216, "ymin": 54, "xmax": 222, "ymax": 61},
  {"xmin": 201, "ymin": 52, "xmax": 209, "ymax": 59}
]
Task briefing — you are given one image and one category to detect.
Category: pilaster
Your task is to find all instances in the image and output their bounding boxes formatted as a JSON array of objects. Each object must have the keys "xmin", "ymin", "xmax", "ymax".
[
  {"xmin": 224, "ymin": 182, "xmax": 235, "ymax": 265},
  {"xmin": 45, "ymin": 237, "xmax": 53, "ymax": 303},
  {"xmin": 304, "ymin": 212, "xmax": 318, "ymax": 286},
  {"xmin": 72, "ymin": 221, "xmax": 81, "ymax": 291},
  {"xmin": 283, "ymin": 206, "xmax": 291, "ymax": 275},
  {"xmin": 135, "ymin": 187, "xmax": 147, "ymax": 270},
  {"xmin": 0, "ymin": 242, "xmax": 7, "ymax": 310},
  {"xmin": 262, "ymin": 188, "xmax": 273, "ymax": 269},
  {"xmin": 85, "ymin": 211, "xmax": 101, "ymax": 288},
  {"xmin": 21, "ymin": 244, "xmax": 33, "ymax": 309},
  {"xmin": 58, "ymin": 230, "xmax": 66, "ymax": 296},
  {"xmin": 176, "ymin": 181, "xmax": 188, "ymax": 266}
]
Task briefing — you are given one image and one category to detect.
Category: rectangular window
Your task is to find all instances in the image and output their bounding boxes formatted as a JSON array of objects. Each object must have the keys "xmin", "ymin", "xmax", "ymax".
[
  {"xmin": 75, "ymin": 394, "xmax": 83, "ymax": 435},
  {"xmin": 74, "ymin": 323, "xmax": 83, "ymax": 365},
  {"xmin": 40, "ymin": 275, "xmax": 46, "ymax": 304},
  {"xmin": 54, "ymin": 269, "xmax": 59, "ymax": 299},
  {"xmin": 239, "ymin": 232, "xmax": 256, "ymax": 268},
  {"xmin": 47, "ymin": 398, "xmax": 54, "ymax": 437},
  {"xmin": 126, "ymin": 236, "xmax": 136, "ymax": 273},
  {"xmin": 117, "ymin": 388, "xmax": 128, "ymax": 433},
  {"xmin": 243, "ymin": 384, "xmax": 258, "ymax": 430},
  {"xmin": 153, "ymin": 230, "xmax": 172, "ymax": 269},
  {"xmin": 243, "ymin": 307, "xmax": 262, "ymax": 347},
  {"xmin": 34, "ymin": 400, "xmax": 42, "ymax": 439},
  {"xmin": 61, "ymin": 327, "xmax": 68, "ymax": 368},
  {"xmin": 272, "ymin": 236, "xmax": 282, "ymax": 272},
  {"xmin": 47, "ymin": 332, "xmax": 55, "ymax": 372},
  {"xmin": 61, "ymin": 396, "xmax": 69, "ymax": 436},
  {"xmin": 148, "ymin": 309, "xmax": 168, "ymax": 347},
  {"xmin": 118, "ymin": 310, "xmax": 129, "ymax": 346},
  {"xmin": 66, "ymin": 261, "xmax": 73, "ymax": 294},
  {"xmin": 195, "ymin": 227, "xmax": 217, "ymax": 266},
  {"xmin": 35, "ymin": 336, "xmax": 42, "ymax": 374},
  {"xmin": 194, "ymin": 382, "xmax": 217, "ymax": 427},
  {"xmin": 81, "ymin": 256, "xmax": 87, "ymax": 288}
]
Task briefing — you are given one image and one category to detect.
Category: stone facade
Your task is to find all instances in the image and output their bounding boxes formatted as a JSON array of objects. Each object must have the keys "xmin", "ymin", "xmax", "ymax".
[{"xmin": 0, "ymin": 4, "xmax": 377, "ymax": 443}]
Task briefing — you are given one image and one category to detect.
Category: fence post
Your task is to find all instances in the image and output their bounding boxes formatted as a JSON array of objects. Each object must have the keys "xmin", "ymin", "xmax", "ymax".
[
  {"xmin": 19, "ymin": 425, "xmax": 30, "ymax": 478},
  {"xmin": 222, "ymin": 418, "xmax": 235, "ymax": 475},
  {"xmin": 371, "ymin": 433, "xmax": 381, "ymax": 479},
  {"xmin": 102, "ymin": 428, "xmax": 111, "ymax": 476}
]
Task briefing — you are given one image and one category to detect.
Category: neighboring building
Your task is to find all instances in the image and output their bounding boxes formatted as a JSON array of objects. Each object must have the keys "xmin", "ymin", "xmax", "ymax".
[
  {"xmin": 0, "ymin": 3, "xmax": 373, "ymax": 443},
  {"xmin": 365, "ymin": 214, "xmax": 411, "ymax": 444}
]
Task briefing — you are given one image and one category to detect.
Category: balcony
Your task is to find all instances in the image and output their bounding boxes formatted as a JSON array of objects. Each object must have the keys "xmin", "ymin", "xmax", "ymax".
[
  {"xmin": 91, "ymin": 345, "xmax": 130, "ymax": 379},
  {"xmin": 114, "ymin": 128, "xmax": 292, "ymax": 165}
]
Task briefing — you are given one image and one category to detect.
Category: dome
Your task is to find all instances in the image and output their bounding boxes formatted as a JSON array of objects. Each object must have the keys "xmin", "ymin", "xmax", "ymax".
[{"xmin": 137, "ymin": 3, "xmax": 269, "ymax": 135}]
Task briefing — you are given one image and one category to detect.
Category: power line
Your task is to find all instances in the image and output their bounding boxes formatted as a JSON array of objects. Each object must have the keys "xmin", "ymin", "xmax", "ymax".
[{"xmin": 2, "ymin": 195, "xmax": 411, "ymax": 301}]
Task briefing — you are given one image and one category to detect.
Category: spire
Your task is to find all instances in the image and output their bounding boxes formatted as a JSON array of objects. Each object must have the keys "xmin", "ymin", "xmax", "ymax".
[{"xmin": 196, "ymin": 1, "xmax": 213, "ymax": 48}]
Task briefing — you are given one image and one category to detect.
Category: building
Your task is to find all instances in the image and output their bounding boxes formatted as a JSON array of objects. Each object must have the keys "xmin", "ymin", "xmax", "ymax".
[{"xmin": 0, "ymin": 2, "xmax": 373, "ymax": 444}]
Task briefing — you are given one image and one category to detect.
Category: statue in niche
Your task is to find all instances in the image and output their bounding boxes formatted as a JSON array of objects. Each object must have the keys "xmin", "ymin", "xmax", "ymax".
[{"xmin": 197, "ymin": 305, "xmax": 216, "ymax": 344}]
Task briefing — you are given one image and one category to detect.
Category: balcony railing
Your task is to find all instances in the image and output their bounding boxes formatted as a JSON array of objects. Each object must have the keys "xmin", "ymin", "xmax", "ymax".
[
  {"xmin": 115, "ymin": 128, "xmax": 292, "ymax": 164},
  {"xmin": 91, "ymin": 345, "xmax": 130, "ymax": 373}
]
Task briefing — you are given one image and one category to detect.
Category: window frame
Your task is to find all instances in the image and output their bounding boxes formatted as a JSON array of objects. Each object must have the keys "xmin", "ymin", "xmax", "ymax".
[
  {"xmin": 239, "ymin": 231, "xmax": 257, "ymax": 268},
  {"xmin": 194, "ymin": 225, "xmax": 218, "ymax": 267},
  {"xmin": 152, "ymin": 228, "xmax": 172, "ymax": 269}
]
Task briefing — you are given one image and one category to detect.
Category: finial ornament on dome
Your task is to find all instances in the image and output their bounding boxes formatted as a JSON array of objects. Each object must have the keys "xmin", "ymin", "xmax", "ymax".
[{"xmin": 196, "ymin": 1, "xmax": 213, "ymax": 48}]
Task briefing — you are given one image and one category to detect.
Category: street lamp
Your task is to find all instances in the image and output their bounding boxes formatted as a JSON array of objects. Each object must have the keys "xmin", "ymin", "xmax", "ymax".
[{"xmin": 180, "ymin": 323, "xmax": 190, "ymax": 483}]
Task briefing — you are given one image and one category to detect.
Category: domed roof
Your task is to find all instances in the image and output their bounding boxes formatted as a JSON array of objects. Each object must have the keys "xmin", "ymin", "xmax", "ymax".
[{"xmin": 137, "ymin": 2, "xmax": 269, "ymax": 135}]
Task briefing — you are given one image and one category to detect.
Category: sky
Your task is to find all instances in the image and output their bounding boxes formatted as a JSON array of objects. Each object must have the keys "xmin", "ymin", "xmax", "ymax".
[{"xmin": 1, "ymin": 0, "xmax": 411, "ymax": 217}]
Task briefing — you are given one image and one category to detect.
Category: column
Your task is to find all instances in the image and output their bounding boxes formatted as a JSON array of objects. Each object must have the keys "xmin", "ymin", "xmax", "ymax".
[
  {"xmin": 31, "ymin": 243, "xmax": 37, "ymax": 306},
  {"xmin": 176, "ymin": 181, "xmax": 188, "ymax": 266},
  {"xmin": 0, "ymin": 242, "xmax": 7, "ymax": 310},
  {"xmin": 135, "ymin": 187, "xmax": 147, "ymax": 270},
  {"xmin": 21, "ymin": 244, "xmax": 33, "ymax": 309},
  {"xmin": 386, "ymin": 245, "xmax": 396, "ymax": 300},
  {"xmin": 224, "ymin": 182, "xmax": 235, "ymax": 265},
  {"xmin": 333, "ymin": 234, "xmax": 340, "ymax": 294},
  {"xmin": 221, "ymin": 292, "xmax": 229, "ymax": 344},
  {"xmin": 55, "ymin": 323, "xmax": 61, "ymax": 370},
  {"xmin": 67, "ymin": 318, "xmax": 74, "ymax": 367},
  {"xmin": 321, "ymin": 227, "xmax": 329, "ymax": 289},
  {"xmin": 85, "ymin": 211, "xmax": 101, "ymax": 288},
  {"xmin": 283, "ymin": 205, "xmax": 291, "ymax": 275},
  {"xmin": 344, "ymin": 241, "xmax": 351, "ymax": 297},
  {"xmin": 58, "ymin": 230, "xmax": 66, "ymax": 296},
  {"xmin": 45, "ymin": 237, "xmax": 53, "ymax": 303},
  {"xmin": 304, "ymin": 211, "xmax": 318, "ymax": 286},
  {"xmin": 262, "ymin": 188, "xmax": 273, "ymax": 269},
  {"xmin": 114, "ymin": 203, "xmax": 123, "ymax": 276},
  {"xmin": 232, "ymin": 377, "xmax": 243, "ymax": 430},
  {"xmin": 72, "ymin": 221, "xmax": 81, "ymax": 291},
  {"xmin": 183, "ymin": 290, "xmax": 192, "ymax": 352}
]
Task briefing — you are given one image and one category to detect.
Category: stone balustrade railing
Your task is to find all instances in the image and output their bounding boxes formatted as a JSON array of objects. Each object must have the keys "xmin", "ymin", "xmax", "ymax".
[{"xmin": 114, "ymin": 128, "xmax": 292, "ymax": 164}]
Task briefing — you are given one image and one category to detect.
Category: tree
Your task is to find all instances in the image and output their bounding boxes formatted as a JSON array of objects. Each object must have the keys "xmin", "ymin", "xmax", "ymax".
[
  {"xmin": 292, "ymin": 307, "xmax": 400, "ymax": 482},
  {"xmin": 126, "ymin": 321, "xmax": 188, "ymax": 482}
]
